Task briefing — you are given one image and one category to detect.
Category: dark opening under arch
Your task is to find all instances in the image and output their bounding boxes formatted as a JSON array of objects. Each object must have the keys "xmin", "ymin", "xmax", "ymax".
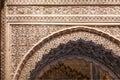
[{"xmin": 29, "ymin": 38, "xmax": 120, "ymax": 80}]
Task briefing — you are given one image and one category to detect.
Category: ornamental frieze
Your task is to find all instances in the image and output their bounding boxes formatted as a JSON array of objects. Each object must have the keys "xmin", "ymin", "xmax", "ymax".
[
  {"xmin": 7, "ymin": 15, "xmax": 120, "ymax": 23},
  {"xmin": 7, "ymin": 0, "xmax": 120, "ymax": 5},
  {"xmin": 7, "ymin": 6, "xmax": 120, "ymax": 15}
]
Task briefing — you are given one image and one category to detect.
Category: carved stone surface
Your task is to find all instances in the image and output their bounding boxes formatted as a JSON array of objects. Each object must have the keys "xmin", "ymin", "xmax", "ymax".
[
  {"xmin": 7, "ymin": 6, "xmax": 120, "ymax": 15},
  {"xmin": 18, "ymin": 27, "xmax": 120, "ymax": 80},
  {"xmin": 8, "ymin": 25, "xmax": 120, "ymax": 80},
  {"xmin": 2, "ymin": 21, "xmax": 120, "ymax": 80},
  {"xmin": 29, "ymin": 39, "xmax": 120, "ymax": 80},
  {"xmin": 10, "ymin": 25, "xmax": 120, "ymax": 69},
  {"xmin": 95, "ymin": 26, "xmax": 120, "ymax": 40},
  {"xmin": 10, "ymin": 24, "xmax": 70, "ymax": 77},
  {"xmin": 1, "ymin": 0, "xmax": 120, "ymax": 80},
  {"xmin": 7, "ymin": 16, "xmax": 120, "ymax": 23},
  {"xmin": 7, "ymin": 0, "xmax": 120, "ymax": 5},
  {"xmin": 1, "ymin": 8, "xmax": 7, "ymax": 80}
]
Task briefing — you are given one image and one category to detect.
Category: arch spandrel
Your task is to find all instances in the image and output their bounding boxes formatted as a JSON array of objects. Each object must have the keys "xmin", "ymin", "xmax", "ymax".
[{"xmin": 13, "ymin": 26, "xmax": 120, "ymax": 80}]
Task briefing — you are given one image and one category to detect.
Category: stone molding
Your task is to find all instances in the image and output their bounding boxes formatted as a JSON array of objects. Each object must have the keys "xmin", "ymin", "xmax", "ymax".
[
  {"xmin": 6, "ymin": 5, "xmax": 120, "ymax": 23},
  {"xmin": 7, "ymin": 6, "xmax": 120, "ymax": 15},
  {"xmin": 7, "ymin": 0, "xmax": 120, "ymax": 5},
  {"xmin": 7, "ymin": 15, "xmax": 120, "ymax": 23}
]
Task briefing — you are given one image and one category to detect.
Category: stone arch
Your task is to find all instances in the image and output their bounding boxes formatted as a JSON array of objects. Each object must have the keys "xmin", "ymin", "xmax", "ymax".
[
  {"xmin": 29, "ymin": 39, "xmax": 120, "ymax": 80},
  {"xmin": 13, "ymin": 26, "xmax": 120, "ymax": 80},
  {"xmin": 32, "ymin": 57, "xmax": 114, "ymax": 80}
]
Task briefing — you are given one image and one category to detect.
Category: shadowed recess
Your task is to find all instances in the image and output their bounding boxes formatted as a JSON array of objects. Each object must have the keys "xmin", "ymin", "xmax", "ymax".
[
  {"xmin": 0, "ymin": 0, "xmax": 5, "ymax": 9},
  {"xmin": 29, "ymin": 38, "xmax": 120, "ymax": 80}
]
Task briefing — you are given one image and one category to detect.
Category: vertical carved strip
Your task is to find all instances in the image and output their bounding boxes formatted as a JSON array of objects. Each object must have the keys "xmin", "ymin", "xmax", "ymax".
[{"xmin": 1, "ymin": 4, "xmax": 6, "ymax": 80}]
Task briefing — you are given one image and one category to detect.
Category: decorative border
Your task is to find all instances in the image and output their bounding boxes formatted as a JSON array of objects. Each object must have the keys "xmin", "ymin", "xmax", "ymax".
[
  {"xmin": 1, "ymin": 9, "xmax": 6, "ymax": 80},
  {"xmin": 1, "ymin": 3, "xmax": 8, "ymax": 80},
  {"xmin": 6, "ymin": 6, "xmax": 120, "ymax": 15},
  {"xmin": 7, "ymin": 15, "xmax": 120, "ymax": 23},
  {"xmin": 7, "ymin": 0, "xmax": 120, "ymax": 5}
]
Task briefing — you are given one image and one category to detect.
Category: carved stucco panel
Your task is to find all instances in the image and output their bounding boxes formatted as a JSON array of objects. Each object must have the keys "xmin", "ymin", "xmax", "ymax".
[
  {"xmin": 10, "ymin": 24, "xmax": 71, "ymax": 78},
  {"xmin": 2, "ymin": 23, "xmax": 119, "ymax": 80},
  {"xmin": 18, "ymin": 29, "xmax": 120, "ymax": 80},
  {"xmin": 96, "ymin": 26, "xmax": 120, "ymax": 39}
]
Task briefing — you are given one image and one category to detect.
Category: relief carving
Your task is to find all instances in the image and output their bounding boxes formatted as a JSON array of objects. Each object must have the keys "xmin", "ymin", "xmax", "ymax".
[
  {"xmin": 7, "ymin": 6, "xmax": 120, "ymax": 15},
  {"xmin": 7, "ymin": 16, "xmax": 120, "ymax": 23},
  {"xmin": 1, "ymin": 0, "xmax": 120, "ymax": 80},
  {"xmin": 10, "ymin": 24, "xmax": 70, "ymax": 77},
  {"xmin": 7, "ymin": 0, "xmax": 120, "ymax": 5}
]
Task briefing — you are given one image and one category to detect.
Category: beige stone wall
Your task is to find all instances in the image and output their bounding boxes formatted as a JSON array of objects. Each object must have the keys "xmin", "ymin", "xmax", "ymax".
[{"xmin": 1, "ymin": 0, "xmax": 120, "ymax": 80}]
